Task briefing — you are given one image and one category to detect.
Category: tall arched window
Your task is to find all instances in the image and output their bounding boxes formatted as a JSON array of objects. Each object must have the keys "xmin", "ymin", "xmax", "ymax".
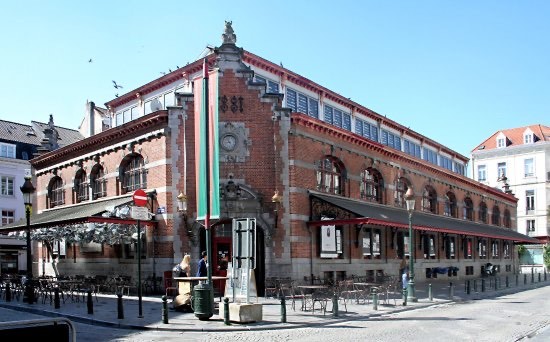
[
  {"xmin": 91, "ymin": 164, "xmax": 107, "ymax": 199},
  {"xmin": 120, "ymin": 154, "xmax": 147, "ymax": 193},
  {"xmin": 492, "ymin": 206, "xmax": 501, "ymax": 226},
  {"xmin": 48, "ymin": 176, "xmax": 64, "ymax": 208},
  {"xmin": 503, "ymin": 209, "xmax": 511, "ymax": 228},
  {"xmin": 316, "ymin": 157, "xmax": 345, "ymax": 195},
  {"xmin": 444, "ymin": 191, "xmax": 457, "ymax": 218},
  {"xmin": 394, "ymin": 177, "xmax": 410, "ymax": 208},
  {"xmin": 479, "ymin": 201, "xmax": 488, "ymax": 223},
  {"xmin": 422, "ymin": 185, "xmax": 437, "ymax": 214},
  {"xmin": 463, "ymin": 197, "xmax": 474, "ymax": 221},
  {"xmin": 74, "ymin": 169, "xmax": 88, "ymax": 203},
  {"xmin": 360, "ymin": 168, "xmax": 384, "ymax": 203}
]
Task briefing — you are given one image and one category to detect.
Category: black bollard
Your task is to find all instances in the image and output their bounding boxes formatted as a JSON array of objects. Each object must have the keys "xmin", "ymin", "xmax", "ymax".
[
  {"xmin": 54, "ymin": 287, "xmax": 60, "ymax": 309},
  {"xmin": 5, "ymin": 282, "xmax": 11, "ymax": 302},
  {"xmin": 531, "ymin": 271, "xmax": 534, "ymax": 284},
  {"xmin": 87, "ymin": 290, "xmax": 93, "ymax": 314},
  {"xmin": 332, "ymin": 292, "xmax": 339, "ymax": 317},
  {"xmin": 281, "ymin": 295, "xmax": 287, "ymax": 322},
  {"xmin": 449, "ymin": 282, "xmax": 454, "ymax": 299},
  {"xmin": 466, "ymin": 280, "xmax": 471, "ymax": 295},
  {"xmin": 224, "ymin": 297, "xmax": 231, "ymax": 325},
  {"xmin": 161, "ymin": 295, "xmax": 168, "ymax": 324},
  {"xmin": 428, "ymin": 283, "xmax": 433, "ymax": 301},
  {"xmin": 473, "ymin": 279, "xmax": 477, "ymax": 293},
  {"xmin": 516, "ymin": 274, "xmax": 519, "ymax": 287},
  {"xmin": 372, "ymin": 292, "xmax": 378, "ymax": 310},
  {"xmin": 545, "ymin": 270, "xmax": 547, "ymax": 282},
  {"xmin": 524, "ymin": 273, "xmax": 527, "ymax": 285},
  {"xmin": 481, "ymin": 279, "xmax": 485, "ymax": 292},
  {"xmin": 505, "ymin": 276, "xmax": 509, "ymax": 288},
  {"xmin": 117, "ymin": 293, "xmax": 124, "ymax": 320},
  {"xmin": 538, "ymin": 273, "xmax": 541, "ymax": 283},
  {"xmin": 402, "ymin": 288, "xmax": 407, "ymax": 306}
]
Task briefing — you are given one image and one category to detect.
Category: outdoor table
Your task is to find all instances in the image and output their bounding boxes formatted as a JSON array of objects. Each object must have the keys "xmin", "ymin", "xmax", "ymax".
[
  {"xmin": 296, "ymin": 285, "xmax": 329, "ymax": 311},
  {"xmin": 353, "ymin": 282, "xmax": 378, "ymax": 304}
]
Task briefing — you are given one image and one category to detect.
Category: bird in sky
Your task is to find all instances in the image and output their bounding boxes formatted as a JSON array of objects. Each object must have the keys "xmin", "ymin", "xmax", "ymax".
[
  {"xmin": 112, "ymin": 80, "xmax": 123, "ymax": 89},
  {"xmin": 88, "ymin": 58, "xmax": 93, "ymax": 63}
]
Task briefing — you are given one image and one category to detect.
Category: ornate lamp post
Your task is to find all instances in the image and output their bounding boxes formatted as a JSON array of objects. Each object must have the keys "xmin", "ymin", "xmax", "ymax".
[
  {"xmin": 20, "ymin": 176, "xmax": 36, "ymax": 304},
  {"xmin": 404, "ymin": 187, "xmax": 417, "ymax": 302}
]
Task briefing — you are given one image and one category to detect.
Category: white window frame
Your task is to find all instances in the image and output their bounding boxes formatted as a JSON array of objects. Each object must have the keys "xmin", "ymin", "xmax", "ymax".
[
  {"xmin": 527, "ymin": 219, "xmax": 536, "ymax": 232},
  {"xmin": 477, "ymin": 165, "xmax": 487, "ymax": 181},
  {"xmin": 524, "ymin": 158, "xmax": 534, "ymax": 177},
  {"xmin": 497, "ymin": 162, "xmax": 506, "ymax": 178},
  {"xmin": 497, "ymin": 137, "xmax": 506, "ymax": 148},
  {"xmin": 1, "ymin": 176, "xmax": 14, "ymax": 196},
  {"xmin": 0, "ymin": 143, "xmax": 16, "ymax": 158}
]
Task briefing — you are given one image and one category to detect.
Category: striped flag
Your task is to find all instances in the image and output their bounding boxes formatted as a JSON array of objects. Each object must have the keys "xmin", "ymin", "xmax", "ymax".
[{"xmin": 195, "ymin": 58, "xmax": 220, "ymax": 221}]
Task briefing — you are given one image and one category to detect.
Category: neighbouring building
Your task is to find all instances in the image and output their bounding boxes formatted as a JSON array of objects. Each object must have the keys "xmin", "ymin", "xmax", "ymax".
[
  {"xmin": 0, "ymin": 116, "xmax": 82, "ymax": 275},
  {"xmin": 471, "ymin": 124, "xmax": 550, "ymax": 270},
  {"xmin": 1, "ymin": 23, "xmax": 538, "ymax": 294}
]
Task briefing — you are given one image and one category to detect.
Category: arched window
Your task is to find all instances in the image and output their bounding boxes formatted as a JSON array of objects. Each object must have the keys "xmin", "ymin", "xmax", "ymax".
[
  {"xmin": 120, "ymin": 154, "xmax": 147, "ymax": 193},
  {"xmin": 444, "ymin": 191, "xmax": 457, "ymax": 218},
  {"xmin": 479, "ymin": 201, "xmax": 488, "ymax": 223},
  {"xmin": 360, "ymin": 168, "xmax": 384, "ymax": 203},
  {"xmin": 394, "ymin": 177, "xmax": 410, "ymax": 208},
  {"xmin": 74, "ymin": 169, "xmax": 89, "ymax": 203},
  {"xmin": 316, "ymin": 157, "xmax": 345, "ymax": 195},
  {"xmin": 91, "ymin": 164, "xmax": 107, "ymax": 199},
  {"xmin": 48, "ymin": 176, "xmax": 64, "ymax": 208},
  {"xmin": 422, "ymin": 185, "xmax": 437, "ymax": 214},
  {"xmin": 492, "ymin": 206, "xmax": 501, "ymax": 226},
  {"xmin": 503, "ymin": 209, "xmax": 511, "ymax": 228},
  {"xmin": 463, "ymin": 197, "xmax": 474, "ymax": 221}
]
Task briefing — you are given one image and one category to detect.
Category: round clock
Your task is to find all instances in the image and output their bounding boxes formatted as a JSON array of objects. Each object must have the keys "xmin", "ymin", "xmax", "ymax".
[{"xmin": 220, "ymin": 133, "xmax": 237, "ymax": 151}]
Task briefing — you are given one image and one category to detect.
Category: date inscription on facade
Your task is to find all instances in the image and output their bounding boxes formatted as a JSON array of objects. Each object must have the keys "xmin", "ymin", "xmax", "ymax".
[{"xmin": 220, "ymin": 95, "xmax": 244, "ymax": 113}]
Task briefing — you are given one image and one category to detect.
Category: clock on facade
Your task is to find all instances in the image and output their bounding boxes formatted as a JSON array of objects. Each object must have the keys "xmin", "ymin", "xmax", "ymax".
[{"xmin": 220, "ymin": 133, "xmax": 237, "ymax": 151}]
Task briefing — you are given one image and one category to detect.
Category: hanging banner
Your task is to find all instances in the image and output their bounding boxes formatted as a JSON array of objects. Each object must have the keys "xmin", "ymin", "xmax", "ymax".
[{"xmin": 195, "ymin": 58, "xmax": 220, "ymax": 221}]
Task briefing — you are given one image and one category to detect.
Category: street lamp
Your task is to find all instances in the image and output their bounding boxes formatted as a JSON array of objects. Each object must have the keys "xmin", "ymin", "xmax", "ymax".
[
  {"xmin": 20, "ymin": 176, "xmax": 35, "ymax": 304},
  {"xmin": 404, "ymin": 186, "xmax": 417, "ymax": 302}
]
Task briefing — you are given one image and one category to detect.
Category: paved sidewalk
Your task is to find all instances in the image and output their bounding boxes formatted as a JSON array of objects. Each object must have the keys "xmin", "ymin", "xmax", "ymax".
[{"xmin": 1, "ymin": 277, "xmax": 548, "ymax": 332}]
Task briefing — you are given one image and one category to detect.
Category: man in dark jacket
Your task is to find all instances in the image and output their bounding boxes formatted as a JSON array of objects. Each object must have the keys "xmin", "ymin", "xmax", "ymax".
[{"xmin": 196, "ymin": 251, "xmax": 208, "ymax": 277}]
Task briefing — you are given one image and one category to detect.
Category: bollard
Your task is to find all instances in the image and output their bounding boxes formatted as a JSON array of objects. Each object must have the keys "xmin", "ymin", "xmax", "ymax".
[
  {"xmin": 372, "ymin": 292, "xmax": 378, "ymax": 311},
  {"xmin": 161, "ymin": 295, "xmax": 168, "ymax": 324},
  {"xmin": 224, "ymin": 297, "xmax": 231, "ymax": 325},
  {"xmin": 5, "ymin": 282, "xmax": 11, "ymax": 302},
  {"xmin": 466, "ymin": 280, "xmax": 470, "ymax": 295},
  {"xmin": 87, "ymin": 290, "xmax": 93, "ymax": 314},
  {"xmin": 449, "ymin": 282, "xmax": 454, "ymax": 300},
  {"xmin": 402, "ymin": 288, "xmax": 408, "ymax": 306},
  {"xmin": 429, "ymin": 283, "xmax": 433, "ymax": 301},
  {"xmin": 531, "ymin": 272, "xmax": 534, "ymax": 284},
  {"xmin": 117, "ymin": 293, "xmax": 124, "ymax": 320},
  {"xmin": 524, "ymin": 273, "xmax": 527, "ymax": 285},
  {"xmin": 332, "ymin": 292, "xmax": 338, "ymax": 317},
  {"xmin": 538, "ymin": 273, "xmax": 541, "ymax": 283},
  {"xmin": 516, "ymin": 274, "xmax": 519, "ymax": 287},
  {"xmin": 545, "ymin": 270, "xmax": 547, "ymax": 282},
  {"xmin": 481, "ymin": 279, "xmax": 485, "ymax": 292},
  {"xmin": 473, "ymin": 279, "xmax": 477, "ymax": 293},
  {"xmin": 54, "ymin": 287, "xmax": 60, "ymax": 309}
]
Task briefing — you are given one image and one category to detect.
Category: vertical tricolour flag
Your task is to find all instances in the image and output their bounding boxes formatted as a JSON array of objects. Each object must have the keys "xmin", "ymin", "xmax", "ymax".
[{"xmin": 195, "ymin": 58, "xmax": 220, "ymax": 221}]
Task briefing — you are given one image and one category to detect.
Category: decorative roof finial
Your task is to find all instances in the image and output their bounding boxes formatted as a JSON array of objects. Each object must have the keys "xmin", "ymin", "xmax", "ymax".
[{"xmin": 222, "ymin": 21, "xmax": 236, "ymax": 45}]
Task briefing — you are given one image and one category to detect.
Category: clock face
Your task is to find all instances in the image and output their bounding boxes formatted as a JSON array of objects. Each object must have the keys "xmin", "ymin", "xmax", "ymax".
[{"xmin": 220, "ymin": 134, "xmax": 237, "ymax": 151}]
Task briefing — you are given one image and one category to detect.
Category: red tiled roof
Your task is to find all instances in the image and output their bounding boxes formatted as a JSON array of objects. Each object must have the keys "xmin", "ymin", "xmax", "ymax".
[{"xmin": 472, "ymin": 124, "xmax": 550, "ymax": 152}]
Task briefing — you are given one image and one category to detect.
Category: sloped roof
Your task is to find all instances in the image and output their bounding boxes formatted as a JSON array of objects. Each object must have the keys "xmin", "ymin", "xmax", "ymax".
[
  {"xmin": 31, "ymin": 120, "xmax": 83, "ymax": 148},
  {"xmin": 472, "ymin": 124, "xmax": 550, "ymax": 152},
  {"xmin": 0, "ymin": 120, "xmax": 43, "ymax": 145}
]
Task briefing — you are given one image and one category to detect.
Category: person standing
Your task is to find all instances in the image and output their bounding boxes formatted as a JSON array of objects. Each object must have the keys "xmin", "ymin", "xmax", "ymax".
[
  {"xmin": 173, "ymin": 254, "xmax": 191, "ymax": 278},
  {"xmin": 196, "ymin": 251, "xmax": 208, "ymax": 277}
]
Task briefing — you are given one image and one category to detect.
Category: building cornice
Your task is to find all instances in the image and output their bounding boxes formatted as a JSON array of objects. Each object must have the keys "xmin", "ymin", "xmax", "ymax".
[
  {"xmin": 31, "ymin": 111, "xmax": 169, "ymax": 170},
  {"xmin": 292, "ymin": 113, "xmax": 516, "ymax": 203}
]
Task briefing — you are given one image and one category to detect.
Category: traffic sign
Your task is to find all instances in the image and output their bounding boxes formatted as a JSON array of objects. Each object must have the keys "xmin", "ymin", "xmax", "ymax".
[
  {"xmin": 133, "ymin": 189, "xmax": 148, "ymax": 207},
  {"xmin": 131, "ymin": 206, "xmax": 149, "ymax": 220}
]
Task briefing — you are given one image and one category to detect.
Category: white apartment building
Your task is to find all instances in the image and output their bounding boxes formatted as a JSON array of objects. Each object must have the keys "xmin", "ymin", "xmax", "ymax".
[{"xmin": 471, "ymin": 124, "xmax": 550, "ymax": 264}]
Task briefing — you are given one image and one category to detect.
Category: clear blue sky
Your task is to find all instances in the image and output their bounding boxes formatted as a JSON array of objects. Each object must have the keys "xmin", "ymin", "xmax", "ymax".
[{"xmin": 1, "ymin": 1, "xmax": 548, "ymax": 160}]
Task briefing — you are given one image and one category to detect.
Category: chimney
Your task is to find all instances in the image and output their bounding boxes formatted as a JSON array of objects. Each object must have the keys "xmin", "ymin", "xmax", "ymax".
[{"xmin": 88, "ymin": 101, "xmax": 95, "ymax": 136}]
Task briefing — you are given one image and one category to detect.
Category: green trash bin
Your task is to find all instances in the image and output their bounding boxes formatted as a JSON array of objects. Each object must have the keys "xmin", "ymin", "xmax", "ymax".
[{"xmin": 193, "ymin": 283, "xmax": 214, "ymax": 320}]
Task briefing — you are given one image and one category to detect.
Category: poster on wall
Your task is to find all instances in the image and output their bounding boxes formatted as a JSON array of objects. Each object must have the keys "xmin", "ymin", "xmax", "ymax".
[
  {"xmin": 372, "ymin": 233, "xmax": 380, "ymax": 256},
  {"xmin": 320, "ymin": 218, "xmax": 337, "ymax": 258},
  {"xmin": 362, "ymin": 235, "xmax": 371, "ymax": 256}
]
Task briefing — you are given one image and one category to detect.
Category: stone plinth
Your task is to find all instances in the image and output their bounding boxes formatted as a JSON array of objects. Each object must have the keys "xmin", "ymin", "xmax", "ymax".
[{"xmin": 219, "ymin": 302, "xmax": 263, "ymax": 323}]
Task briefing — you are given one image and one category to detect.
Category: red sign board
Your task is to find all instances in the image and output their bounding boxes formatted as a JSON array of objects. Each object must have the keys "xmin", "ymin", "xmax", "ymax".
[{"xmin": 133, "ymin": 189, "xmax": 148, "ymax": 207}]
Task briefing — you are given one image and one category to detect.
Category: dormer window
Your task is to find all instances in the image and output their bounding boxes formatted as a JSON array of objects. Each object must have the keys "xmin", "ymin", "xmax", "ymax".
[
  {"xmin": 497, "ymin": 137, "xmax": 506, "ymax": 148},
  {"xmin": 523, "ymin": 128, "xmax": 535, "ymax": 144}
]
